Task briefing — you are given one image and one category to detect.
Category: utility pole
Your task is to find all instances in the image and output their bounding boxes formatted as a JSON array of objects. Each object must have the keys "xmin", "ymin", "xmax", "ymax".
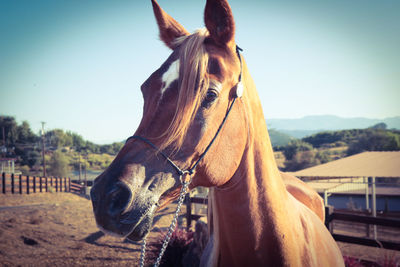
[
  {"xmin": 1, "ymin": 126, "xmax": 5, "ymax": 146},
  {"xmin": 84, "ymin": 162, "xmax": 87, "ymax": 187},
  {"xmin": 1, "ymin": 126, "xmax": 5, "ymax": 158},
  {"xmin": 41, "ymin": 122, "xmax": 46, "ymax": 177},
  {"xmin": 79, "ymin": 153, "xmax": 82, "ymax": 182}
]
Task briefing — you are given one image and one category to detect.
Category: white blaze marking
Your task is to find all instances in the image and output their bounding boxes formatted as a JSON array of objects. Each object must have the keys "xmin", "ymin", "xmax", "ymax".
[{"xmin": 161, "ymin": 59, "xmax": 180, "ymax": 95}]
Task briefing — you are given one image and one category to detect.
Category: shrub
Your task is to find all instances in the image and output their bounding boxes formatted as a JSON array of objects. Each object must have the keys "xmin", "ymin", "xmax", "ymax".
[
  {"xmin": 283, "ymin": 140, "xmax": 313, "ymax": 161},
  {"xmin": 48, "ymin": 151, "xmax": 69, "ymax": 177},
  {"xmin": 347, "ymin": 130, "xmax": 400, "ymax": 155},
  {"xmin": 19, "ymin": 165, "xmax": 31, "ymax": 176}
]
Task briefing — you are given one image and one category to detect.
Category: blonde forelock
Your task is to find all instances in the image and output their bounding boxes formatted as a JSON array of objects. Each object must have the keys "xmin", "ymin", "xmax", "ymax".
[{"xmin": 158, "ymin": 28, "xmax": 210, "ymax": 152}]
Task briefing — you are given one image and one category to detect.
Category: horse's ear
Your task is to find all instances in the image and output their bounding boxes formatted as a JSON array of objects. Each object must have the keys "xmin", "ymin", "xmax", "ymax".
[
  {"xmin": 204, "ymin": 0, "xmax": 235, "ymax": 47},
  {"xmin": 151, "ymin": 0, "xmax": 189, "ymax": 49}
]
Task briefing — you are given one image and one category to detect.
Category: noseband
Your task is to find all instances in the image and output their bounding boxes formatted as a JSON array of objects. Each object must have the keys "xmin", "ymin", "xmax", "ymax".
[
  {"xmin": 126, "ymin": 97, "xmax": 238, "ymax": 183},
  {"xmin": 128, "ymin": 45, "xmax": 243, "ymax": 267}
]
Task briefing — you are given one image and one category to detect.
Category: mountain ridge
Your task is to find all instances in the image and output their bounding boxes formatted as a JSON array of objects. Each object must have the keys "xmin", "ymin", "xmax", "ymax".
[
  {"xmin": 266, "ymin": 115, "xmax": 400, "ymax": 139},
  {"xmin": 267, "ymin": 115, "xmax": 400, "ymax": 130}
]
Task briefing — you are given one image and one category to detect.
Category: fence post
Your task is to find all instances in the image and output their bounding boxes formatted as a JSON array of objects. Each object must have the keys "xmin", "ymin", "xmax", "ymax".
[
  {"xmin": 33, "ymin": 176, "xmax": 36, "ymax": 193},
  {"xmin": 19, "ymin": 174, "xmax": 23, "ymax": 194},
  {"xmin": 325, "ymin": 205, "xmax": 334, "ymax": 233},
  {"xmin": 2, "ymin": 173, "xmax": 5, "ymax": 194},
  {"xmin": 11, "ymin": 173, "xmax": 15, "ymax": 194},
  {"xmin": 186, "ymin": 194, "xmax": 192, "ymax": 231},
  {"xmin": 364, "ymin": 177, "xmax": 370, "ymax": 211},
  {"xmin": 45, "ymin": 176, "xmax": 48, "ymax": 192},
  {"xmin": 372, "ymin": 177, "xmax": 377, "ymax": 239},
  {"xmin": 324, "ymin": 190, "xmax": 328, "ymax": 206},
  {"xmin": 27, "ymin": 175, "xmax": 30, "ymax": 194}
]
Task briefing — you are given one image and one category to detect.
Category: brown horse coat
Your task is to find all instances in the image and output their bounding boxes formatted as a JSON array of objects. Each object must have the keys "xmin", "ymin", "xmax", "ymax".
[{"xmin": 90, "ymin": 0, "xmax": 344, "ymax": 266}]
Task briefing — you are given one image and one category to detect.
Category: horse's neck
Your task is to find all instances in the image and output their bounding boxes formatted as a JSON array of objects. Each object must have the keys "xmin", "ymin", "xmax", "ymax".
[
  {"xmin": 207, "ymin": 69, "xmax": 302, "ymax": 266},
  {"xmin": 209, "ymin": 138, "xmax": 296, "ymax": 265},
  {"xmin": 202, "ymin": 64, "xmax": 344, "ymax": 267}
]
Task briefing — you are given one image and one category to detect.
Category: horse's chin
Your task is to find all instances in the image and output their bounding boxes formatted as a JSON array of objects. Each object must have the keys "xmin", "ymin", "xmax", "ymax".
[
  {"xmin": 123, "ymin": 187, "xmax": 183, "ymax": 241},
  {"xmin": 125, "ymin": 211, "xmax": 155, "ymax": 241}
]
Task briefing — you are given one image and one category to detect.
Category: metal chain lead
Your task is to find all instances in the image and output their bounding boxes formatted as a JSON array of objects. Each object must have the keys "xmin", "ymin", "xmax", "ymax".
[
  {"xmin": 139, "ymin": 175, "xmax": 191, "ymax": 267},
  {"xmin": 134, "ymin": 46, "xmax": 243, "ymax": 267},
  {"xmin": 139, "ymin": 234, "xmax": 148, "ymax": 267}
]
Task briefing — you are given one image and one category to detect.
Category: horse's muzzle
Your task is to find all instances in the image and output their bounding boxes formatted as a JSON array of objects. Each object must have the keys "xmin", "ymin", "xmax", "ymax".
[{"xmin": 90, "ymin": 181, "xmax": 156, "ymax": 240}]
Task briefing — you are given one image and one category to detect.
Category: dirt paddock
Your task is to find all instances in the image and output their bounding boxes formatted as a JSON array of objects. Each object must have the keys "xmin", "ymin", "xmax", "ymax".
[{"xmin": 0, "ymin": 193, "xmax": 399, "ymax": 266}]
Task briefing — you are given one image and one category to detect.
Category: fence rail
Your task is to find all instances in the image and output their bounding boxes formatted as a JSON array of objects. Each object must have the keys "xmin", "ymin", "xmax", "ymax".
[
  {"xmin": 185, "ymin": 195, "xmax": 208, "ymax": 230},
  {"xmin": 1, "ymin": 172, "xmax": 84, "ymax": 194},
  {"xmin": 185, "ymin": 195, "xmax": 400, "ymax": 250},
  {"xmin": 69, "ymin": 182, "xmax": 85, "ymax": 194},
  {"xmin": 325, "ymin": 206, "xmax": 400, "ymax": 250}
]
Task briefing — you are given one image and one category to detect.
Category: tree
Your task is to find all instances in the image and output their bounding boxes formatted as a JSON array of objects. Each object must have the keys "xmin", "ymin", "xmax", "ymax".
[
  {"xmin": 46, "ymin": 129, "xmax": 73, "ymax": 148},
  {"xmin": 0, "ymin": 116, "xmax": 18, "ymax": 145},
  {"xmin": 20, "ymin": 150, "xmax": 41, "ymax": 168},
  {"xmin": 17, "ymin": 121, "xmax": 37, "ymax": 143},
  {"xmin": 283, "ymin": 149, "xmax": 331, "ymax": 171},
  {"xmin": 347, "ymin": 130, "xmax": 400, "ymax": 155},
  {"xmin": 100, "ymin": 142, "xmax": 123, "ymax": 155},
  {"xmin": 284, "ymin": 150, "xmax": 319, "ymax": 171},
  {"xmin": 283, "ymin": 140, "xmax": 313, "ymax": 160},
  {"xmin": 302, "ymin": 131, "xmax": 342, "ymax": 148},
  {"xmin": 48, "ymin": 151, "xmax": 69, "ymax": 177},
  {"xmin": 369, "ymin": 123, "xmax": 387, "ymax": 130},
  {"xmin": 67, "ymin": 132, "xmax": 85, "ymax": 150}
]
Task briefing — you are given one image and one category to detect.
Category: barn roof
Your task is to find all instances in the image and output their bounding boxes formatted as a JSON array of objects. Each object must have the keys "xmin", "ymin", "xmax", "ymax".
[{"xmin": 292, "ymin": 151, "xmax": 400, "ymax": 178}]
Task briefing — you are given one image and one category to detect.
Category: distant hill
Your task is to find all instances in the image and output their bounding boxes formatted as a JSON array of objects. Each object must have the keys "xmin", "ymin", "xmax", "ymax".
[
  {"xmin": 274, "ymin": 129, "xmax": 320, "ymax": 139},
  {"xmin": 268, "ymin": 129, "xmax": 295, "ymax": 147},
  {"xmin": 266, "ymin": 115, "xmax": 400, "ymax": 138}
]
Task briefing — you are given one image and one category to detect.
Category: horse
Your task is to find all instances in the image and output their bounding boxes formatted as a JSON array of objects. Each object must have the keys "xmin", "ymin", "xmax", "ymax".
[{"xmin": 90, "ymin": 0, "xmax": 344, "ymax": 266}]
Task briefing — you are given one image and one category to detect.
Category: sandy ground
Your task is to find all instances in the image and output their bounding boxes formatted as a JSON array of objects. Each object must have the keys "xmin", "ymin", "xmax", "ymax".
[
  {"xmin": 0, "ymin": 193, "xmax": 181, "ymax": 266},
  {"xmin": 0, "ymin": 193, "xmax": 399, "ymax": 266}
]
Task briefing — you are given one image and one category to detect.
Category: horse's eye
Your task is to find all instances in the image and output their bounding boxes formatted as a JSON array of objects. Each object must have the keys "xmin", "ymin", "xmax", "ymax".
[{"xmin": 204, "ymin": 89, "xmax": 218, "ymax": 103}]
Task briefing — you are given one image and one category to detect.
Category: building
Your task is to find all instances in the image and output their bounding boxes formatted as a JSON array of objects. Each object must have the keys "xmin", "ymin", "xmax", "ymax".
[
  {"xmin": 0, "ymin": 158, "xmax": 16, "ymax": 174},
  {"xmin": 291, "ymin": 151, "xmax": 400, "ymax": 211}
]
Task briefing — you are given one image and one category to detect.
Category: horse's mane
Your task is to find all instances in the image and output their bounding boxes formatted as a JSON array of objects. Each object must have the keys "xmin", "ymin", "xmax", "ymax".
[{"xmin": 158, "ymin": 28, "xmax": 210, "ymax": 152}]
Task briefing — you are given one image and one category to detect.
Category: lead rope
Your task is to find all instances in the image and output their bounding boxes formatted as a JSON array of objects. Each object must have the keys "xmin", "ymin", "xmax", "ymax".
[{"xmin": 139, "ymin": 174, "xmax": 191, "ymax": 267}]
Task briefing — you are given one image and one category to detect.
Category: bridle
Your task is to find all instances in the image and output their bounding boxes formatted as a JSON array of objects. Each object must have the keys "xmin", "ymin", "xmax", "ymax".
[
  {"xmin": 129, "ymin": 45, "xmax": 243, "ymax": 267},
  {"xmin": 126, "ymin": 46, "xmax": 243, "ymax": 182}
]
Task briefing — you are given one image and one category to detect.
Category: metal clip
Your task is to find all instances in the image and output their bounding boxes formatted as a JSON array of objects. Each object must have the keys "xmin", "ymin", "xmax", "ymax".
[{"xmin": 179, "ymin": 171, "xmax": 193, "ymax": 184}]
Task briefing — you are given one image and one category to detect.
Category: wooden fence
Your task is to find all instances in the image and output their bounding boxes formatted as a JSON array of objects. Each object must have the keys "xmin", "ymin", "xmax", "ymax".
[
  {"xmin": 325, "ymin": 206, "xmax": 400, "ymax": 251},
  {"xmin": 1, "ymin": 172, "xmax": 84, "ymax": 194},
  {"xmin": 185, "ymin": 195, "xmax": 208, "ymax": 230},
  {"xmin": 185, "ymin": 195, "xmax": 400, "ymax": 251}
]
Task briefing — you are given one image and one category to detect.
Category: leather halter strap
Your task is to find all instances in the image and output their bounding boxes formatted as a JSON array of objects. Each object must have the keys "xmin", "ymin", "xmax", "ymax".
[
  {"xmin": 126, "ymin": 97, "xmax": 237, "ymax": 179},
  {"xmin": 125, "ymin": 46, "xmax": 243, "ymax": 182}
]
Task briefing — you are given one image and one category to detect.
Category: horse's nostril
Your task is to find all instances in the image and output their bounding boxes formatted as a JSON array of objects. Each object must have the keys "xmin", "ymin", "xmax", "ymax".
[{"xmin": 108, "ymin": 184, "xmax": 132, "ymax": 215}]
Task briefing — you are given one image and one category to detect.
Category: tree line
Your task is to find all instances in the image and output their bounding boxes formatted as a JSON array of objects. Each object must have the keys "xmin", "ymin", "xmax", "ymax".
[
  {"xmin": 0, "ymin": 116, "xmax": 123, "ymax": 176},
  {"xmin": 2, "ymin": 116, "xmax": 399, "ymax": 175},
  {"xmin": 274, "ymin": 123, "xmax": 400, "ymax": 171}
]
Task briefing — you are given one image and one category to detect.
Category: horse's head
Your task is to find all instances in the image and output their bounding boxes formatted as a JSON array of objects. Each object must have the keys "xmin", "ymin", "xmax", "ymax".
[{"xmin": 90, "ymin": 0, "xmax": 247, "ymax": 241}]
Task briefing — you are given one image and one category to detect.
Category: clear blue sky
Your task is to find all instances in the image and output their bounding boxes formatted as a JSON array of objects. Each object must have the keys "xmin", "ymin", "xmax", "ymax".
[{"xmin": 1, "ymin": 0, "xmax": 399, "ymax": 144}]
